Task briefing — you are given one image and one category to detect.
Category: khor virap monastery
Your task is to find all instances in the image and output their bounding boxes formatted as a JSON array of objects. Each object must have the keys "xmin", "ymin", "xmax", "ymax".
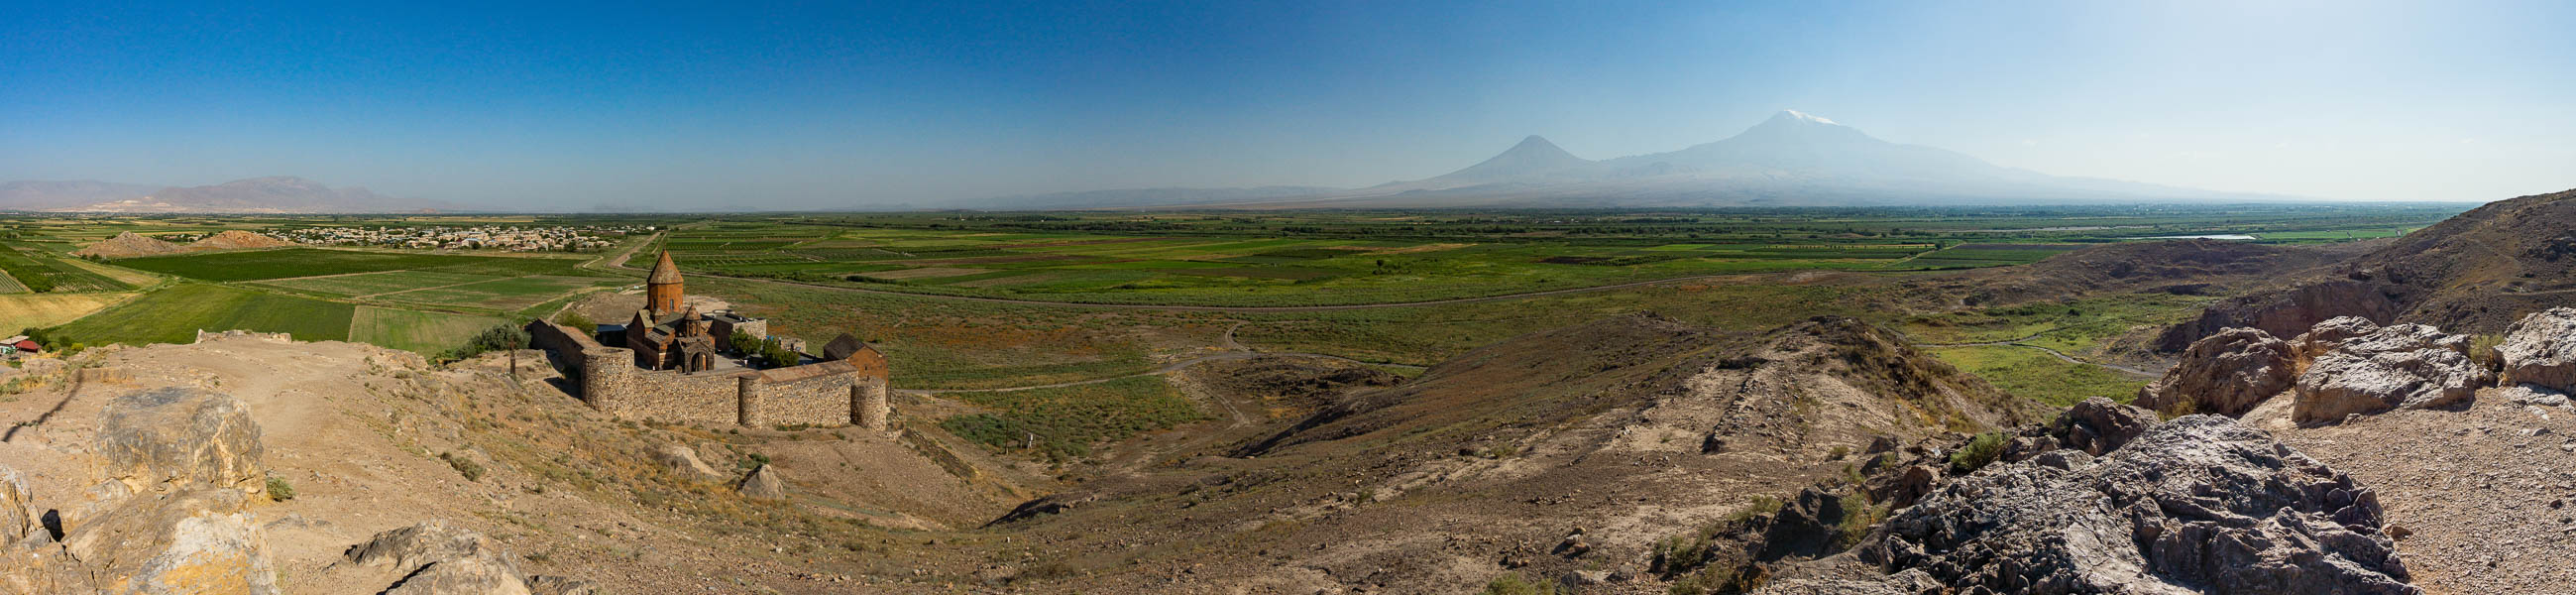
[{"xmin": 527, "ymin": 251, "xmax": 893, "ymax": 429}]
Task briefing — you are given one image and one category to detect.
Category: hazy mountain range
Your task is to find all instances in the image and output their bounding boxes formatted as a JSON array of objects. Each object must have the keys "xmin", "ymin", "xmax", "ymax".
[
  {"xmin": 994, "ymin": 110, "xmax": 2302, "ymax": 209},
  {"xmin": 5, "ymin": 111, "xmax": 2299, "ymax": 212},
  {"xmin": 0, "ymin": 177, "xmax": 453, "ymax": 213}
]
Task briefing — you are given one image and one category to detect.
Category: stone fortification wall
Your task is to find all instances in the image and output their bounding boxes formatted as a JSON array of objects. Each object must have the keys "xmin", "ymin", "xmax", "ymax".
[
  {"xmin": 610, "ymin": 368, "xmax": 742, "ymax": 426},
  {"xmin": 526, "ymin": 320, "xmax": 601, "ymax": 373},
  {"xmin": 743, "ymin": 361, "xmax": 861, "ymax": 427},
  {"xmin": 528, "ymin": 318, "xmax": 889, "ymax": 428}
]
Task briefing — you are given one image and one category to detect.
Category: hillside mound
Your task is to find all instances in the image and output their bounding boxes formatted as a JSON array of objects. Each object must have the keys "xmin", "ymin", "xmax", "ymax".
[
  {"xmin": 0, "ymin": 333, "xmax": 1035, "ymax": 593},
  {"xmin": 188, "ymin": 230, "xmax": 297, "ymax": 251},
  {"xmin": 983, "ymin": 313, "xmax": 2038, "ymax": 593},
  {"xmin": 69, "ymin": 231, "xmax": 186, "ymax": 258},
  {"xmin": 2161, "ymin": 188, "xmax": 2576, "ymax": 348},
  {"xmin": 1903, "ymin": 239, "xmax": 2343, "ymax": 308}
]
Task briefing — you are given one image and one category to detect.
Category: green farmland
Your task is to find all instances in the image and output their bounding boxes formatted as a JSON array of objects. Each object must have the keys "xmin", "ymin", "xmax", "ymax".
[
  {"xmin": 647, "ymin": 204, "xmax": 2462, "ymax": 307},
  {"xmin": 113, "ymin": 248, "xmax": 602, "ymax": 282},
  {"xmin": 54, "ymin": 284, "xmax": 357, "ymax": 345}
]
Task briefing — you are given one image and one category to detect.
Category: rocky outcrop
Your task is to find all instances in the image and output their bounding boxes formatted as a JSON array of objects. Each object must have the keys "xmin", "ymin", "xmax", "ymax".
[
  {"xmin": 2499, "ymin": 307, "xmax": 2576, "ymax": 392},
  {"xmin": 2158, "ymin": 280, "xmax": 2401, "ymax": 352},
  {"xmin": 650, "ymin": 444, "xmax": 724, "ymax": 482},
  {"xmin": 2296, "ymin": 316, "xmax": 2383, "ymax": 358},
  {"xmin": 0, "ymin": 388, "xmax": 290, "ymax": 594},
  {"xmin": 2293, "ymin": 319, "xmax": 2491, "ymax": 423},
  {"xmin": 0, "ymin": 467, "xmax": 34, "ymax": 543},
  {"xmin": 2046, "ymin": 397, "xmax": 2155, "ymax": 456},
  {"xmin": 737, "ymin": 464, "xmax": 786, "ymax": 500},
  {"xmin": 59, "ymin": 488, "xmax": 280, "ymax": 594},
  {"xmin": 2135, "ymin": 327, "xmax": 2296, "ymax": 416},
  {"xmin": 1858, "ymin": 416, "xmax": 2415, "ymax": 594},
  {"xmin": 93, "ymin": 388, "xmax": 267, "ymax": 496},
  {"xmin": 341, "ymin": 522, "xmax": 559, "ymax": 595}
]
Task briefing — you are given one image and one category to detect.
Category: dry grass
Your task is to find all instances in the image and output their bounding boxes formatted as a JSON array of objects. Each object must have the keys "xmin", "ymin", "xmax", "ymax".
[{"xmin": 0, "ymin": 293, "xmax": 134, "ymax": 334}]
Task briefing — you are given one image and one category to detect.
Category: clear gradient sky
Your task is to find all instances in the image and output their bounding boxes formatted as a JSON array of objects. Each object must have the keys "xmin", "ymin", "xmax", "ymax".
[{"xmin": 6, "ymin": 1, "xmax": 2572, "ymax": 209}]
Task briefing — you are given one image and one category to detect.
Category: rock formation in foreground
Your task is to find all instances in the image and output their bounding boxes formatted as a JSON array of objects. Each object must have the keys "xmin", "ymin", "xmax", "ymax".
[
  {"xmin": 2499, "ymin": 306, "xmax": 2576, "ymax": 393},
  {"xmin": 2134, "ymin": 327, "xmax": 2296, "ymax": 416},
  {"xmin": 1859, "ymin": 415, "xmax": 2413, "ymax": 594},
  {"xmin": 0, "ymin": 386, "xmax": 586, "ymax": 594},
  {"xmin": 2292, "ymin": 317, "xmax": 2489, "ymax": 423},
  {"xmin": 1661, "ymin": 399, "xmax": 2417, "ymax": 594}
]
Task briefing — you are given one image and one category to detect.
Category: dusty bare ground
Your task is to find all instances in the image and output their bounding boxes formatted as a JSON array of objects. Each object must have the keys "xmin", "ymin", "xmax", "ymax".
[
  {"xmin": 0, "ymin": 335, "xmax": 1054, "ymax": 594},
  {"xmin": 2248, "ymin": 388, "xmax": 2576, "ymax": 594},
  {"xmin": 976, "ymin": 314, "xmax": 2033, "ymax": 594}
]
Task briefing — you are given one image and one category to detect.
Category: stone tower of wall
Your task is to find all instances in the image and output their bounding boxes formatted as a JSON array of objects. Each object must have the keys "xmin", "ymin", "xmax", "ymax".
[
  {"xmin": 579, "ymin": 347, "xmax": 633, "ymax": 415},
  {"xmin": 736, "ymin": 376, "xmax": 762, "ymax": 426},
  {"xmin": 853, "ymin": 378, "xmax": 890, "ymax": 431}
]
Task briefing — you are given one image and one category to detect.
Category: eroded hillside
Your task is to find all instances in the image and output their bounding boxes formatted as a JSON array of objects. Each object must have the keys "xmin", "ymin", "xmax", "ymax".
[{"xmin": 980, "ymin": 313, "xmax": 2037, "ymax": 592}]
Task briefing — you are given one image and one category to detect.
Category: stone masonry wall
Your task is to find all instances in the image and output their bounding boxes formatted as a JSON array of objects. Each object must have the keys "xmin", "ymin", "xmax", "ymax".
[
  {"xmin": 745, "ymin": 361, "xmax": 862, "ymax": 427},
  {"xmin": 529, "ymin": 318, "xmax": 885, "ymax": 428},
  {"xmin": 611, "ymin": 368, "xmax": 743, "ymax": 426}
]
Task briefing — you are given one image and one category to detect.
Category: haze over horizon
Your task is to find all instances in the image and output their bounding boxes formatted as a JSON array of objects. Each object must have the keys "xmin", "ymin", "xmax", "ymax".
[{"xmin": 7, "ymin": 1, "xmax": 2574, "ymax": 210}]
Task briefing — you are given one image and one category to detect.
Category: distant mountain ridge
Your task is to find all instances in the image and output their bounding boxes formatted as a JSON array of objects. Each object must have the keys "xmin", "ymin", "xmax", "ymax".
[
  {"xmin": 1031, "ymin": 110, "xmax": 2302, "ymax": 210},
  {"xmin": 0, "ymin": 177, "xmax": 454, "ymax": 213}
]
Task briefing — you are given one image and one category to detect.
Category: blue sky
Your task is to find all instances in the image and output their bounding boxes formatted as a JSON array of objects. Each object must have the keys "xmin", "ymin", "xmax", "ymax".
[{"xmin": 5, "ymin": 0, "xmax": 2572, "ymax": 209}]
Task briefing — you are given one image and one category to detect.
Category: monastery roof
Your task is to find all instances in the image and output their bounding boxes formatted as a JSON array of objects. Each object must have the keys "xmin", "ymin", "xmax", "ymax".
[{"xmin": 647, "ymin": 250, "xmax": 682, "ymax": 284}]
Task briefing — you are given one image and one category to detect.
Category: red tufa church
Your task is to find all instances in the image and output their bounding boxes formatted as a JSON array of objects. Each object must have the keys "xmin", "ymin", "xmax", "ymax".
[
  {"xmin": 527, "ymin": 250, "xmax": 893, "ymax": 429},
  {"xmin": 624, "ymin": 250, "xmax": 728, "ymax": 372}
]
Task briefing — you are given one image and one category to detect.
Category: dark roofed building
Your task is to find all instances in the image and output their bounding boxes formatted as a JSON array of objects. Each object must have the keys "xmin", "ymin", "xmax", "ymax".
[{"xmin": 823, "ymin": 333, "xmax": 888, "ymax": 378}]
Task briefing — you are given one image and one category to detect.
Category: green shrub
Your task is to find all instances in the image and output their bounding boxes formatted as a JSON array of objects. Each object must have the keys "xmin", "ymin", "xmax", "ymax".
[
  {"xmin": 1481, "ymin": 572, "xmax": 1561, "ymax": 595},
  {"xmin": 443, "ymin": 323, "xmax": 530, "ymax": 362},
  {"xmin": 2472, "ymin": 333, "xmax": 2506, "ymax": 373},
  {"xmin": 1832, "ymin": 493, "xmax": 1888, "ymax": 549},
  {"xmin": 265, "ymin": 476, "xmax": 295, "ymax": 502},
  {"xmin": 1949, "ymin": 431, "xmax": 2007, "ymax": 474},
  {"xmin": 556, "ymin": 310, "xmax": 595, "ymax": 332},
  {"xmin": 440, "ymin": 452, "xmax": 487, "ymax": 482}
]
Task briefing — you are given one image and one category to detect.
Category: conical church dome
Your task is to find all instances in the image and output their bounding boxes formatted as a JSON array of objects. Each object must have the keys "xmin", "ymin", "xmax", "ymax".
[{"xmin": 647, "ymin": 250, "xmax": 682, "ymax": 285}]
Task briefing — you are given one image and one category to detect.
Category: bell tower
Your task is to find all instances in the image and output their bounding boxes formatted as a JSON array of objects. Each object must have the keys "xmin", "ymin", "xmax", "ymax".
[{"xmin": 645, "ymin": 250, "xmax": 684, "ymax": 313}]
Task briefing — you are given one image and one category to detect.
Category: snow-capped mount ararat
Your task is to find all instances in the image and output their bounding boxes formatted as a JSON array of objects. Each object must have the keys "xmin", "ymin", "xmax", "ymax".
[
  {"xmin": 0, "ymin": 177, "xmax": 458, "ymax": 213},
  {"xmin": 1162, "ymin": 110, "xmax": 2300, "ymax": 209}
]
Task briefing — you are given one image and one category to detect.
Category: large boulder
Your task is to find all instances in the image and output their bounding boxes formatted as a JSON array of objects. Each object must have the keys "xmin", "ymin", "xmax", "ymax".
[
  {"xmin": 59, "ymin": 488, "xmax": 280, "ymax": 595},
  {"xmin": 93, "ymin": 388, "xmax": 266, "ymax": 495},
  {"xmin": 382, "ymin": 555, "xmax": 530, "ymax": 595},
  {"xmin": 736, "ymin": 464, "xmax": 786, "ymax": 500},
  {"xmin": 2293, "ymin": 321, "xmax": 2491, "ymax": 423},
  {"xmin": 2295, "ymin": 316, "xmax": 2384, "ymax": 359},
  {"xmin": 2046, "ymin": 397, "xmax": 2155, "ymax": 456},
  {"xmin": 2135, "ymin": 327, "xmax": 2297, "ymax": 416},
  {"xmin": 2499, "ymin": 307, "xmax": 2576, "ymax": 392},
  {"xmin": 342, "ymin": 522, "xmax": 534, "ymax": 595},
  {"xmin": 650, "ymin": 444, "xmax": 724, "ymax": 482},
  {"xmin": 1858, "ymin": 416, "xmax": 2414, "ymax": 594}
]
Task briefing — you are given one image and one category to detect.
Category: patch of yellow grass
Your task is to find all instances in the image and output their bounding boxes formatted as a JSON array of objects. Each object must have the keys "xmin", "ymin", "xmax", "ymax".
[
  {"xmin": 0, "ymin": 293, "xmax": 135, "ymax": 333},
  {"xmin": 56, "ymin": 258, "xmax": 163, "ymax": 288}
]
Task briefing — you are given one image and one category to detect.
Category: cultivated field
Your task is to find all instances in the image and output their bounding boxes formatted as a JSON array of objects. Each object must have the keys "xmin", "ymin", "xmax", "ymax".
[
  {"xmin": 113, "ymin": 247, "xmax": 601, "ymax": 282},
  {"xmin": 54, "ymin": 283, "xmax": 356, "ymax": 345},
  {"xmin": 0, "ymin": 293, "xmax": 135, "ymax": 335},
  {"xmin": 646, "ymin": 205, "xmax": 2456, "ymax": 307},
  {"xmin": 349, "ymin": 306, "xmax": 504, "ymax": 354}
]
